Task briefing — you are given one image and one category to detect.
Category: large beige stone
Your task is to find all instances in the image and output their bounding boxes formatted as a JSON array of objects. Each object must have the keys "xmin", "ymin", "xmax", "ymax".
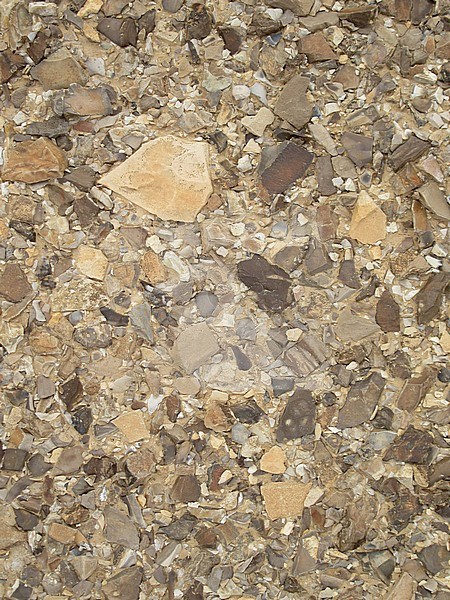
[
  {"xmin": 1, "ymin": 138, "xmax": 68, "ymax": 184},
  {"xmin": 172, "ymin": 322, "xmax": 219, "ymax": 373},
  {"xmin": 349, "ymin": 191, "xmax": 387, "ymax": 244},
  {"xmin": 261, "ymin": 481, "xmax": 312, "ymax": 520},
  {"xmin": 99, "ymin": 135, "xmax": 213, "ymax": 222},
  {"xmin": 74, "ymin": 245, "xmax": 108, "ymax": 280}
]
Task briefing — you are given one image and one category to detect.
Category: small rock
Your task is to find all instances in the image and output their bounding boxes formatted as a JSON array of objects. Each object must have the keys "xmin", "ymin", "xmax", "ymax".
[
  {"xmin": 63, "ymin": 166, "xmax": 97, "ymax": 191},
  {"xmin": 60, "ymin": 85, "xmax": 113, "ymax": 117},
  {"xmin": 163, "ymin": 0, "xmax": 183, "ymax": 12},
  {"xmin": 186, "ymin": 4, "xmax": 212, "ymax": 40},
  {"xmin": 55, "ymin": 446, "xmax": 83, "ymax": 474},
  {"xmin": 25, "ymin": 116, "xmax": 70, "ymax": 138},
  {"xmin": 139, "ymin": 9, "xmax": 156, "ymax": 34},
  {"xmin": 415, "ymin": 272, "xmax": 448, "ymax": 325},
  {"xmin": 99, "ymin": 136, "xmax": 213, "ymax": 222},
  {"xmin": 195, "ymin": 291, "xmax": 218, "ymax": 317},
  {"xmin": 97, "ymin": 17, "xmax": 138, "ymax": 47},
  {"xmin": 126, "ymin": 448, "xmax": 155, "ymax": 479},
  {"xmin": 172, "ymin": 323, "xmax": 219, "ymax": 374},
  {"xmin": 418, "ymin": 545, "xmax": 450, "ymax": 575},
  {"xmin": 237, "ymin": 254, "xmax": 292, "ymax": 312},
  {"xmin": 266, "ymin": 0, "xmax": 314, "ymax": 16},
  {"xmin": 2, "ymin": 138, "xmax": 67, "ymax": 184},
  {"xmin": 30, "ymin": 48, "xmax": 87, "ymax": 90},
  {"xmin": 74, "ymin": 245, "xmax": 108, "ymax": 281},
  {"xmin": 304, "ymin": 238, "xmax": 332, "ymax": 275},
  {"xmin": 397, "ymin": 368, "xmax": 435, "ymax": 412},
  {"xmin": 74, "ymin": 324, "xmax": 112, "ymax": 349},
  {"xmin": 140, "ymin": 251, "xmax": 167, "ymax": 284},
  {"xmin": 274, "ymin": 75, "xmax": 313, "ymax": 131},
  {"xmin": 299, "ymin": 33, "xmax": 337, "ymax": 62},
  {"xmin": 388, "ymin": 136, "xmax": 430, "ymax": 172},
  {"xmin": 339, "ymin": 259, "xmax": 360, "ymax": 288},
  {"xmin": 130, "ymin": 303, "xmax": 153, "ymax": 343},
  {"xmin": 0, "ymin": 50, "xmax": 25, "ymax": 84},
  {"xmin": 60, "ymin": 376, "xmax": 84, "ymax": 411},
  {"xmin": 242, "ymin": 107, "xmax": 274, "ymax": 137},
  {"xmin": 2, "ymin": 448, "xmax": 28, "ymax": 471},
  {"xmin": 261, "ymin": 481, "xmax": 312, "ymax": 520},
  {"xmin": 231, "ymin": 400, "xmax": 263, "ymax": 424},
  {"xmin": 104, "ymin": 507, "xmax": 139, "ymax": 549},
  {"xmin": 277, "ymin": 389, "xmax": 316, "ymax": 442},
  {"xmin": 113, "ymin": 412, "xmax": 148, "ymax": 443},
  {"xmin": 260, "ymin": 142, "xmax": 314, "ymax": 194},
  {"xmin": 219, "ymin": 27, "xmax": 242, "ymax": 54},
  {"xmin": 384, "ymin": 426, "xmax": 434, "ymax": 464},
  {"xmin": 336, "ymin": 373, "xmax": 386, "ymax": 428},
  {"xmin": 260, "ymin": 446, "xmax": 286, "ymax": 474},
  {"xmin": 335, "ymin": 307, "xmax": 380, "ymax": 341},
  {"xmin": 204, "ymin": 403, "xmax": 230, "ymax": 432},
  {"xmin": 73, "ymin": 195, "xmax": 100, "ymax": 227},
  {"xmin": 103, "ymin": 567, "xmax": 143, "ymax": 600},
  {"xmin": 14, "ymin": 510, "xmax": 39, "ymax": 532},
  {"xmin": 71, "ymin": 556, "xmax": 98, "ymax": 581},
  {"xmin": 72, "ymin": 406, "xmax": 93, "ymax": 435},
  {"xmin": 315, "ymin": 156, "xmax": 337, "ymax": 196},
  {"xmin": 341, "ymin": 132, "xmax": 373, "ymax": 167},
  {"xmin": 417, "ymin": 181, "xmax": 450, "ymax": 221},
  {"xmin": 48, "ymin": 522, "xmax": 86, "ymax": 545},
  {"xmin": 384, "ymin": 573, "xmax": 417, "ymax": 600},
  {"xmin": 376, "ymin": 291, "xmax": 401, "ymax": 332},
  {"xmin": 171, "ymin": 474, "xmax": 201, "ymax": 502},
  {"xmin": 349, "ymin": 191, "xmax": 387, "ymax": 244},
  {"xmin": 339, "ymin": 5, "xmax": 377, "ymax": 27},
  {"xmin": 0, "ymin": 264, "xmax": 32, "ymax": 303}
]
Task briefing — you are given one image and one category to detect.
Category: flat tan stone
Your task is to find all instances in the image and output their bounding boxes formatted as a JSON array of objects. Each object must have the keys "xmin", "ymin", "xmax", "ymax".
[
  {"xmin": 1, "ymin": 138, "xmax": 68, "ymax": 184},
  {"xmin": 140, "ymin": 250, "xmax": 167, "ymax": 284},
  {"xmin": 172, "ymin": 322, "xmax": 219, "ymax": 373},
  {"xmin": 99, "ymin": 135, "xmax": 213, "ymax": 222},
  {"xmin": 260, "ymin": 446, "xmax": 286, "ymax": 474},
  {"xmin": 74, "ymin": 245, "xmax": 108, "ymax": 281},
  {"xmin": 113, "ymin": 411, "xmax": 148, "ymax": 442},
  {"xmin": 30, "ymin": 48, "xmax": 87, "ymax": 90},
  {"xmin": 48, "ymin": 523, "xmax": 87, "ymax": 545},
  {"xmin": 51, "ymin": 279, "xmax": 107, "ymax": 312},
  {"xmin": 349, "ymin": 191, "xmax": 387, "ymax": 244},
  {"xmin": 261, "ymin": 481, "xmax": 312, "ymax": 520},
  {"xmin": 241, "ymin": 107, "xmax": 274, "ymax": 136}
]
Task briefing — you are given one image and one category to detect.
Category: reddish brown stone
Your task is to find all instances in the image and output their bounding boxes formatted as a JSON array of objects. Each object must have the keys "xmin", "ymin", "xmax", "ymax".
[
  {"xmin": 171, "ymin": 474, "xmax": 201, "ymax": 503},
  {"xmin": 0, "ymin": 263, "xmax": 32, "ymax": 303},
  {"xmin": 260, "ymin": 143, "xmax": 314, "ymax": 195},
  {"xmin": 299, "ymin": 33, "xmax": 337, "ymax": 62},
  {"xmin": 376, "ymin": 290, "xmax": 401, "ymax": 332},
  {"xmin": 384, "ymin": 426, "xmax": 434, "ymax": 464}
]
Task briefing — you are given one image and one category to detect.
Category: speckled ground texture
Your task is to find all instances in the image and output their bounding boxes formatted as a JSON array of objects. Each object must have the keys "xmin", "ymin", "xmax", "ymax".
[{"xmin": 0, "ymin": 0, "xmax": 449, "ymax": 599}]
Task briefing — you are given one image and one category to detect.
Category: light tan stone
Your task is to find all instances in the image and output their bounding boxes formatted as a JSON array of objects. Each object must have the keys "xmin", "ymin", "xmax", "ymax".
[
  {"xmin": 349, "ymin": 191, "xmax": 387, "ymax": 244},
  {"xmin": 99, "ymin": 135, "xmax": 213, "ymax": 222},
  {"xmin": 51, "ymin": 279, "xmax": 107, "ymax": 312},
  {"xmin": 261, "ymin": 481, "xmax": 312, "ymax": 520},
  {"xmin": 74, "ymin": 245, "xmax": 108, "ymax": 281},
  {"xmin": 241, "ymin": 107, "xmax": 274, "ymax": 136},
  {"xmin": 48, "ymin": 523, "xmax": 87, "ymax": 545},
  {"xmin": 204, "ymin": 403, "xmax": 230, "ymax": 432},
  {"xmin": 30, "ymin": 48, "xmax": 87, "ymax": 90},
  {"xmin": 140, "ymin": 250, "xmax": 167, "ymax": 284},
  {"xmin": 384, "ymin": 572, "xmax": 417, "ymax": 600},
  {"xmin": 113, "ymin": 411, "xmax": 148, "ymax": 442},
  {"xmin": 1, "ymin": 138, "xmax": 68, "ymax": 184},
  {"xmin": 172, "ymin": 322, "xmax": 219, "ymax": 373},
  {"xmin": 260, "ymin": 446, "xmax": 286, "ymax": 474}
]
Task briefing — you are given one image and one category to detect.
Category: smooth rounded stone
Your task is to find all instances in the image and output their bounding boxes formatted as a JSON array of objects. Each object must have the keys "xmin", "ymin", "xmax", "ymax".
[
  {"xmin": 438, "ymin": 367, "xmax": 450, "ymax": 383},
  {"xmin": 231, "ymin": 423, "xmax": 250, "ymax": 444},
  {"xmin": 195, "ymin": 291, "xmax": 219, "ymax": 317},
  {"xmin": 99, "ymin": 136, "xmax": 213, "ymax": 222},
  {"xmin": 1, "ymin": 138, "xmax": 68, "ymax": 183}
]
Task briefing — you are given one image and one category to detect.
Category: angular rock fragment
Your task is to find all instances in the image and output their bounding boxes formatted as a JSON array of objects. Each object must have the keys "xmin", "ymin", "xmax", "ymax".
[
  {"xmin": 171, "ymin": 474, "xmax": 201, "ymax": 502},
  {"xmin": 242, "ymin": 107, "xmax": 274, "ymax": 136},
  {"xmin": 339, "ymin": 260, "xmax": 360, "ymax": 289},
  {"xmin": 261, "ymin": 481, "xmax": 312, "ymax": 520},
  {"xmin": 339, "ymin": 5, "xmax": 377, "ymax": 27},
  {"xmin": 51, "ymin": 279, "xmax": 107, "ymax": 312},
  {"xmin": 349, "ymin": 191, "xmax": 387, "ymax": 244},
  {"xmin": 2, "ymin": 138, "xmax": 67, "ymax": 184},
  {"xmin": 376, "ymin": 291, "xmax": 400, "ymax": 332},
  {"xmin": 139, "ymin": 9, "xmax": 156, "ymax": 34},
  {"xmin": 284, "ymin": 334, "xmax": 330, "ymax": 377},
  {"xmin": 277, "ymin": 389, "xmax": 316, "ymax": 442},
  {"xmin": 219, "ymin": 27, "xmax": 242, "ymax": 54},
  {"xmin": 388, "ymin": 136, "xmax": 430, "ymax": 172},
  {"xmin": 299, "ymin": 33, "xmax": 337, "ymax": 62},
  {"xmin": 266, "ymin": 0, "xmax": 314, "ymax": 16},
  {"xmin": 0, "ymin": 50, "xmax": 25, "ymax": 83},
  {"xmin": 415, "ymin": 272, "xmax": 449, "ymax": 325},
  {"xmin": 126, "ymin": 448, "xmax": 155, "ymax": 479},
  {"xmin": 140, "ymin": 251, "xmax": 167, "ymax": 284},
  {"xmin": 335, "ymin": 307, "xmax": 380, "ymax": 341},
  {"xmin": 186, "ymin": 4, "xmax": 212, "ymax": 40},
  {"xmin": 172, "ymin": 323, "xmax": 219, "ymax": 373},
  {"xmin": 130, "ymin": 303, "xmax": 153, "ymax": 343},
  {"xmin": 231, "ymin": 400, "xmax": 263, "ymax": 424},
  {"xmin": 384, "ymin": 573, "xmax": 417, "ymax": 600},
  {"xmin": 104, "ymin": 507, "xmax": 139, "ymax": 549},
  {"xmin": 63, "ymin": 166, "xmax": 97, "ymax": 191},
  {"xmin": 341, "ymin": 132, "xmax": 373, "ymax": 167},
  {"xmin": 336, "ymin": 372, "xmax": 385, "ymax": 428},
  {"xmin": 260, "ymin": 446, "xmax": 286, "ymax": 474},
  {"xmin": 25, "ymin": 116, "xmax": 70, "ymax": 138},
  {"xmin": 97, "ymin": 18, "xmax": 138, "ymax": 47},
  {"xmin": 397, "ymin": 368, "xmax": 435, "ymax": 412},
  {"xmin": 103, "ymin": 567, "xmax": 143, "ymax": 600},
  {"xmin": 274, "ymin": 75, "xmax": 313, "ymax": 130},
  {"xmin": 74, "ymin": 324, "xmax": 112, "ymax": 349},
  {"xmin": 384, "ymin": 426, "xmax": 434, "ymax": 464},
  {"xmin": 304, "ymin": 238, "xmax": 332, "ymax": 275},
  {"xmin": 237, "ymin": 254, "xmax": 292, "ymax": 312},
  {"xmin": 338, "ymin": 496, "xmax": 376, "ymax": 551},
  {"xmin": 113, "ymin": 412, "xmax": 148, "ymax": 443},
  {"xmin": 418, "ymin": 545, "xmax": 450, "ymax": 575},
  {"xmin": 417, "ymin": 181, "xmax": 450, "ymax": 221},
  {"xmin": 74, "ymin": 245, "xmax": 108, "ymax": 281},
  {"xmin": 30, "ymin": 48, "xmax": 87, "ymax": 90},
  {"xmin": 99, "ymin": 136, "xmax": 213, "ymax": 222},
  {"xmin": 315, "ymin": 156, "xmax": 336, "ymax": 196},
  {"xmin": 0, "ymin": 263, "xmax": 32, "ymax": 303},
  {"xmin": 59, "ymin": 85, "xmax": 113, "ymax": 117},
  {"xmin": 260, "ymin": 142, "xmax": 314, "ymax": 194}
]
